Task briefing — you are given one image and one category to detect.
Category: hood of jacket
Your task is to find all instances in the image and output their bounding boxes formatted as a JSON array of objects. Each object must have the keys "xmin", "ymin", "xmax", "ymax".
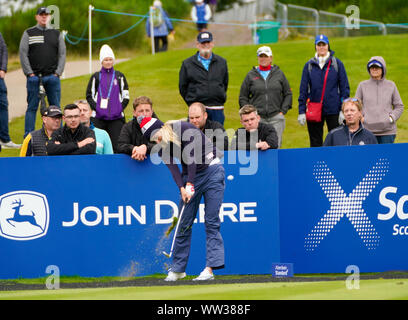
[{"xmin": 367, "ymin": 56, "xmax": 387, "ymax": 79}]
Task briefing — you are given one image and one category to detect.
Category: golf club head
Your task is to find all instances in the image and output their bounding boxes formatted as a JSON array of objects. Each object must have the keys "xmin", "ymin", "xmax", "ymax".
[{"xmin": 162, "ymin": 251, "xmax": 171, "ymax": 258}]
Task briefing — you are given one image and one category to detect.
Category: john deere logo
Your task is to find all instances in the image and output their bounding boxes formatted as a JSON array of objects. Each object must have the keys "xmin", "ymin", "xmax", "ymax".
[{"xmin": 0, "ymin": 191, "xmax": 49, "ymax": 241}]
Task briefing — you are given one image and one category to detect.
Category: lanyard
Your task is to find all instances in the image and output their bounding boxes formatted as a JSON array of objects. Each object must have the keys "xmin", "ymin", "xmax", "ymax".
[{"xmin": 98, "ymin": 70, "xmax": 115, "ymax": 100}]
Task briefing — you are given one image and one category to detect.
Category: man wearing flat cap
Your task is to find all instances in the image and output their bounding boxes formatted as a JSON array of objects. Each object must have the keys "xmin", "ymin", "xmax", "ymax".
[
  {"xmin": 19, "ymin": 6, "xmax": 66, "ymax": 139},
  {"xmin": 179, "ymin": 31, "xmax": 228, "ymax": 125}
]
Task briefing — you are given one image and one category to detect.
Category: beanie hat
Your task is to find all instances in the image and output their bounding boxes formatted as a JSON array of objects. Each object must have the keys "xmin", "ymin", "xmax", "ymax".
[
  {"xmin": 99, "ymin": 44, "xmax": 115, "ymax": 64},
  {"xmin": 138, "ymin": 116, "xmax": 164, "ymax": 139}
]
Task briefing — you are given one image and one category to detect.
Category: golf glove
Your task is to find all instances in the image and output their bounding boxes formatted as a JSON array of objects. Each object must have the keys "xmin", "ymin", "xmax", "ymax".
[
  {"xmin": 298, "ymin": 114, "xmax": 306, "ymax": 126},
  {"xmin": 185, "ymin": 184, "xmax": 195, "ymax": 197},
  {"xmin": 338, "ymin": 111, "xmax": 345, "ymax": 125}
]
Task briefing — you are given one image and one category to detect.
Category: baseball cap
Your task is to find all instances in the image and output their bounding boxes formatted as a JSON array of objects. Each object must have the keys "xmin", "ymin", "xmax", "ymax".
[
  {"xmin": 197, "ymin": 31, "xmax": 213, "ymax": 43},
  {"xmin": 42, "ymin": 106, "xmax": 62, "ymax": 117},
  {"xmin": 315, "ymin": 34, "xmax": 329, "ymax": 45},
  {"xmin": 368, "ymin": 60, "xmax": 383, "ymax": 69},
  {"xmin": 257, "ymin": 46, "xmax": 273, "ymax": 57},
  {"xmin": 36, "ymin": 7, "xmax": 50, "ymax": 15}
]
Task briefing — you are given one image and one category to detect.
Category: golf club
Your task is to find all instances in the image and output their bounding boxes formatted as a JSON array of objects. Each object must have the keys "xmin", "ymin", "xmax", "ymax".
[{"xmin": 162, "ymin": 203, "xmax": 185, "ymax": 258}]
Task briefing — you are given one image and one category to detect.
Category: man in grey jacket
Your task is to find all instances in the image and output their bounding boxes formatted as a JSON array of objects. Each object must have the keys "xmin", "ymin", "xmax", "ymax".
[
  {"xmin": 19, "ymin": 7, "xmax": 66, "ymax": 138},
  {"xmin": 0, "ymin": 32, "xmax": 21, "ymax": 149},
  {"xmin": 355, "ymin": 56, "xmax": 404, "ymax": 144}
]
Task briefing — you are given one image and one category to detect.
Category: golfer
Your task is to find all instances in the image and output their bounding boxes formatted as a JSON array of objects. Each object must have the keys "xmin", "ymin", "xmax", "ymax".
[{"xmin": 138, "ymin": 116, "xmax": 225, "ymax": 281}]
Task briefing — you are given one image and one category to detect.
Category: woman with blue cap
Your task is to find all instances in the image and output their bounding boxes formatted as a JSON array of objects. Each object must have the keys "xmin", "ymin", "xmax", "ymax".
[
  {"xmin": 298, "ymin": 34, "xmax": 350, "ymax": 147},
  {"xmin": 355, "ymin": 56, "xmax": 404, "ymax": 144}
]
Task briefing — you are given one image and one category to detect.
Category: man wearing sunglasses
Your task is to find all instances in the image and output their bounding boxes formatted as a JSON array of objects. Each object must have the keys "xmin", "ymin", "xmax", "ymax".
[
  {"xmin": 46, "ymin": 104, "xmax": 96, "ymax": 155},
  {"xmin": 323, "ymin": 98, "xmax": 377, "ymax": 147}
]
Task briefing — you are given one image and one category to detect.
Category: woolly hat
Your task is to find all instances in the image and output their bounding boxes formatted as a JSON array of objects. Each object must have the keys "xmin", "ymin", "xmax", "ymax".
[
  {"xmin": 99, "ymin": 44, "xmax": 115, "ymax": 64},
  {"xmin": 138, "ymin": 116, "xmax": 164, "ymax": 140}
]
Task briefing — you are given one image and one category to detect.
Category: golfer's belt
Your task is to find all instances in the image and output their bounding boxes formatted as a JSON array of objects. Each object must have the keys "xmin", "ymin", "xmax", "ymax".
[{"xmin": 205, "ymin": 105, "xmax": 224, "ymax": 110}]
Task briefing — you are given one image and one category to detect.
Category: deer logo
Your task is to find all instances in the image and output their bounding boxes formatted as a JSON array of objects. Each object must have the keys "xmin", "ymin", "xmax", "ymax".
[
  {"xmin": 7, "ymin": 199, "xmax": 44, "ymax": 232},
  {"xmin": 0, "ymin": 191, "xmax": 49, "ymax": 241}
]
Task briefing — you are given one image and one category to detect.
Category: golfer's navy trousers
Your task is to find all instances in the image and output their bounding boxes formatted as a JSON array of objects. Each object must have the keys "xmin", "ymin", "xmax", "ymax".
[{"xmin": 171, "ymin": 163, "xmax": 225, "ymax": 273}]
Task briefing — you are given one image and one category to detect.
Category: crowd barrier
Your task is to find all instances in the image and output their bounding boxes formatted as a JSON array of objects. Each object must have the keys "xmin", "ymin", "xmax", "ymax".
[{"xmin": 0, "ymin": 145, "xmax": 407, "ymax": 279}]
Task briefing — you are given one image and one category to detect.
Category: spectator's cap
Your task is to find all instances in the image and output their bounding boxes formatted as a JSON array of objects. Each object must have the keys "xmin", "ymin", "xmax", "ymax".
[
  {"xmin": 257, "ymin": 46, "xmax": 273, "ymax": 57},
  {"xmin": 315, "ymin": 34, "xmax": 329, "ymax": 45},
  {"xmin": 153, "ymin": 0, "xmax": 162, "ymax": 7},
  {"xmin": 42, "ymin": 106, "xmax": 62, "ymax": 118},
  {"xmin": 368, "ymin": 60, "xmax": 383, "ymax": 69},
  {"xmin": 99, "ymin": 44, "xmax": 115, "ymax": 64},
  {"xmin": 138, "ymin": 116, "xmax": 164, "ymax": 140},
  {"xmin": 36, "ymin": 7, "xmax": 50, "ymax": 15},
  {"xmin": 197, "ymin": 31, "xmax": 213, "ymax": 43}
]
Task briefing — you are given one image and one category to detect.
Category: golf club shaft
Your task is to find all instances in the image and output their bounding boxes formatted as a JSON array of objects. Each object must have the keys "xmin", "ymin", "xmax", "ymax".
[{"xmin": 164, "ymin": 203, "xmax": 185, "ymax": 258}]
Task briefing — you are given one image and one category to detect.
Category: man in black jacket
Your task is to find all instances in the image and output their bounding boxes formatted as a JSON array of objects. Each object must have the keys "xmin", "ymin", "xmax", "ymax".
[
  {"xmin": 188, "ymin": 102, "xmax": 229, "ymax": 151},
  {"xmin": 46, "ymin": 104, "xmax": 96, "ymax": 155},
  {"xmin": 117, "ymin": 96, "xmax": 157, "ymax": 161},
  {"xmin": 323, "ymin": 98, "xmax": 377, "ymax": 147},
  {"xmin": 19, "ymin": 7, "xmax": 66, "ymax": 138},
  {"xmin": 179, "ymin": 31, "xmax": 228, "ymax": 125},
  {"xmin": 230, "ymin": 105, "xmax": 278, "ymax": 151}
]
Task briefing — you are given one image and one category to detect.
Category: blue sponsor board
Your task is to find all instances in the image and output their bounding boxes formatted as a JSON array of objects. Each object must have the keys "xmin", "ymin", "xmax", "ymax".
[
  {"xmin": 1, "ymin": 144, "xmax": 408, "ymax": 279},
  {"xmin": 278, "ymin": 144, "xmax": 408, "ymax": 273},
  {"xmin": 0, "ymin": 151, "xmax": 280, "ymax": 278}
]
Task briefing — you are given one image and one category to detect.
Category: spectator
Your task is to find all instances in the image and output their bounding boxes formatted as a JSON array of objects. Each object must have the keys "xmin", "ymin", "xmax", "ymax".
[
  {"xmin": 146, "ymin": 1, "xmax": 175, "ymax": 52},
  {"xmin": 117, "ymin": 96, "xmax": 158, "ymax": 161},
  {"xmin": 179, "ymin": 31, "xmax": 228, "ymax": 125},
  {"xmin": 191, "ymin": 0, "xmax": 212, "ymax": 32},
  {"xmin": 86, "ymin": 44, "xmax": 129, "ymax": 153},
  {"xmin": 19, "ymin": 7, "xmax": 66, "ymax": 138},
  {"xmin": 208, "ymin": 0, "xmax": 217, "ymax": 21},
  {"xmin": 0, "ymin": 32, "xmax": 21, "ymax": 149},
  {"xmin": 76, "ymin": 99, "xmax": 113, "ymax": 155},
  {"xmin": 298, "ymin": 34, "xmax": 350, "ymax": 147},
  {"xmin": 188, "ymin": 102, "xmax": 228, "ymax": 151},
  {"xmin": 239, "ymin": 46, "xmax": 292, "ymax": 148},
  {"xmin": 46, "ymin": 104, "xmax": 96, "ymax": 155},
  {"xmin": 355, "ymin": 56, "xmax": 404, "ymax": 144},
  {"xmin": 323, "ymin": 98, "xmax": 377, "ymax": 146},
  {"xmin": 230, "ymin": 105, "xmax": 278, "ymax": 151},
  {"xmin": 19, "ymin": 106, "xmax": 62, "ymax": 156},
  {"xmin": 138, "ymin": 116, "xmax": 225, "ymax": 281}
]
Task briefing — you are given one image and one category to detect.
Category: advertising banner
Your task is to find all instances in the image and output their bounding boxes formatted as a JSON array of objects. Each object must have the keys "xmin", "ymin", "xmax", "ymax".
[
  {"xmin": 279, "ymin": 144, "xmax": 408, "ymax": 273},
  {"xmin": 0, "ymin": 152, "xmax": 280, "ymax": 278}
]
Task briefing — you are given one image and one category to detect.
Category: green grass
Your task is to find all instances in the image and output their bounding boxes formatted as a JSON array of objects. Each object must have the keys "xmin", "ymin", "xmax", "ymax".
[
  {"xmin": 0, "ymin": 279, "xmax": 406, "ymax": 300},
  {"xmin": 2, "ymin": 33, "xmax": 408, "ymax": 158}
]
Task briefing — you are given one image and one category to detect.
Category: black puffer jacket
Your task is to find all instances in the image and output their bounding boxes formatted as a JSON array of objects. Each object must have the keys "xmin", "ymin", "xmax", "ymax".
[
  {"xmin": 117, "ymin": 117, "xmax": 156, "ymax": 155},
  {"xmin": 46, "ymin": 124, "xmax": 96, "ymax": 155},
  {"xmin": 179, "ymin": 52, "xmax": 228, "ymax": 107}
]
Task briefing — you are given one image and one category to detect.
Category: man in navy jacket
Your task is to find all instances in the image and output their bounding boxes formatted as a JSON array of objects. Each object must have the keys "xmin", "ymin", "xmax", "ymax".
[{"xmin": 323, "ymin": 98, "xmax": 377, "ymax": 147}]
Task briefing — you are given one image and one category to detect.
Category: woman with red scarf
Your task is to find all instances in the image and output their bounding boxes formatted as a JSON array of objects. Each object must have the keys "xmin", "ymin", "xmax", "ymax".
[{"xmin": 239, "ymin": 46, "xmax": 292, "ymax": 148}]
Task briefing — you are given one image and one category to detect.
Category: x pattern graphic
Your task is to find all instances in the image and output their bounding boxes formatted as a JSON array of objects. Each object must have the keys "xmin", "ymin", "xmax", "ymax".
[{"xmin": 305, "ymin": 158, "xmax": 390, "ymax": 251}]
